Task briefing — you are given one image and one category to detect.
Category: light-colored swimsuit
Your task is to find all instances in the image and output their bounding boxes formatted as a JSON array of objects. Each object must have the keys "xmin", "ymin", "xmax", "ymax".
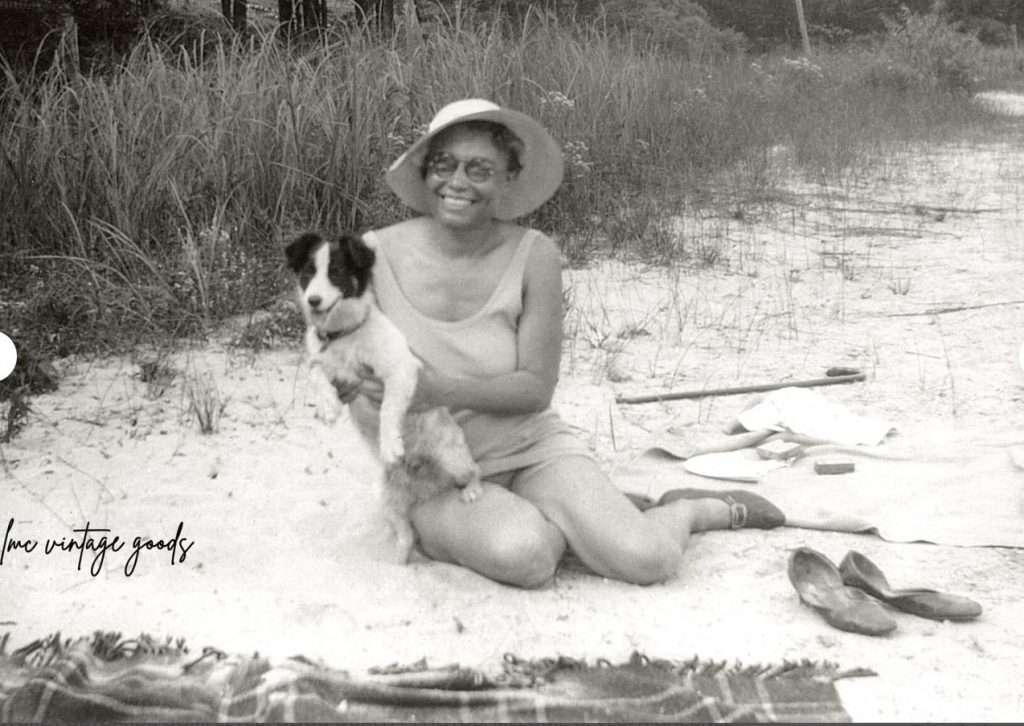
[{"xmin": 350, "ymin": 225, "xmax": 593, "ymax": 480}]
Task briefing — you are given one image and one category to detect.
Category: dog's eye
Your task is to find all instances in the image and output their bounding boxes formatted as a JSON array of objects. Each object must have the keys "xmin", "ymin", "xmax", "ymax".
[
  {"xmin": 297, "ymin": 261, "xmax": 315, "ymax": 286},
  {"xmin": 327, "ymin": 256, "xmax": 365, "ymax": 297}
]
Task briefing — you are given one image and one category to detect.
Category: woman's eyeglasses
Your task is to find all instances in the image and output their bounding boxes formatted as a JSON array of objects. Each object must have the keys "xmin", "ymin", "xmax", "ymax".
[{"xmin": 424, "ymin": 152, "xmax": 499, "ymax": 183}]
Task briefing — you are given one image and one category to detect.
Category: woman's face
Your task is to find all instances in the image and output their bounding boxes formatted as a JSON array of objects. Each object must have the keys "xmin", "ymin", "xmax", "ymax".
[{"xmin": 423, "ymin": 125, "xmax": 513, "ymax": 231}]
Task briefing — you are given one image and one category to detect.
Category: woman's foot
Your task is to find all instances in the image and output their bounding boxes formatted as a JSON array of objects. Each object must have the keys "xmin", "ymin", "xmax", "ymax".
[{"xmin": 657, "ymin": 489, "xmax": 786, "ymax": 530}]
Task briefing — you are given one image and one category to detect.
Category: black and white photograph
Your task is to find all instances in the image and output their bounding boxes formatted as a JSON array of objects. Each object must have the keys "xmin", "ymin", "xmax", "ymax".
[{"xmin": 1, "ymin": 0, "xmax": 1023, "ymax": 721}]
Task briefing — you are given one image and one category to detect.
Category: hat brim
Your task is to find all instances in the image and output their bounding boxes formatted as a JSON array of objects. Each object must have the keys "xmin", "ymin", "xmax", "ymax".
[{"xmin": 386, "ymin": 107, "xmax": 564, "ymax": 221}]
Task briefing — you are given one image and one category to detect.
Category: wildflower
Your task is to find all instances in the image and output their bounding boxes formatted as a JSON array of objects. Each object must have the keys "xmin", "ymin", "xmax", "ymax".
[
  {"xmin": 563, "ymin": 140, "xmax": 592, "ymax": 174},
  {"xmin": 782, "ymin": 57, "xmax": 824, "ymax": 80},
  {"xmin": 539, "ymin": 91, "xmax": 576, "ymax": 111}
]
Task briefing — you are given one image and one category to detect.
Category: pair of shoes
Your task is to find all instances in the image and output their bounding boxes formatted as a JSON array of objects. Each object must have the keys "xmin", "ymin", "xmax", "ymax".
[
  {"xmin": 788, "ymin": 547, "xmax": 897, "ymax": 636},
  {"xmin": 838, "ymin": 551, "xmax": 982, "ymax": 622},
  {"xmin": 657, "ymin": 488, "xmax": 786, "ymax": 529},
  {"xmin": 788, "ymin": 548, "xmax": 983, "ymax": 636}
]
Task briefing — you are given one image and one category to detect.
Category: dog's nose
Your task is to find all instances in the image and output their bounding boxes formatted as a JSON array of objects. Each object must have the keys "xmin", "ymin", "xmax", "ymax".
[{"xmin": 308, "ymin": 295, "xmax": 322, "ymax": 309}]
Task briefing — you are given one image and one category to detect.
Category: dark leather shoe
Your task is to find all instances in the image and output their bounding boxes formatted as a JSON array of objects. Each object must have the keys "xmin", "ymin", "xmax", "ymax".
[
  {"xmin": 789, "ymin": 547, "xmax": 897, "ymax": 636},
  {"xmin": 658, "ymin": 488, "xmax": 785, "ymax": 529},
  {"xmin": 839, "ymin": 551, "xmax": 982, "ymax": 622}
]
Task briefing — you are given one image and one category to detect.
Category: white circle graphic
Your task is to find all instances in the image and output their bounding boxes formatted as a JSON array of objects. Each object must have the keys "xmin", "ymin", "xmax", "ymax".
[{"xmin": 0, "ymin": 333, "xmax": 16, "ymax": 381}]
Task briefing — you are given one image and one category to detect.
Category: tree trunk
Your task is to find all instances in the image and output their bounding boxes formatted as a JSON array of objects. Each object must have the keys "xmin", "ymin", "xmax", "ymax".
[
  {"xmin": 354, "ymin": 0, "xmax": 395, "ymax": 33},
  {"xmin": 60, "ymin": 9, "xmax": 78, "ymax": 73},
  {"xmin": 221, "ymin": 0, "xmax": 246, "ymax": 31},
  {"xmin": 278, "ymin": 0, "xmax": 325, "ymax": 33},
  {"xmin": 401, "ymin": 0, "xmax": 420, "ymax": 50},
  {"xmin": 794, "ymin": 0, "xmax": 811, "ymax": 56},
  {"xmin": 301, "ymin": 0, "xmax": 325, "ymax": 28}
]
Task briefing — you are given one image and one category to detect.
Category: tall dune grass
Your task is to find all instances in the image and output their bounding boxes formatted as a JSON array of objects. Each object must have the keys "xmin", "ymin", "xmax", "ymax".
[{"xmin": 0, "ymin": 9, "xmax": 1010, "ymax": 361}]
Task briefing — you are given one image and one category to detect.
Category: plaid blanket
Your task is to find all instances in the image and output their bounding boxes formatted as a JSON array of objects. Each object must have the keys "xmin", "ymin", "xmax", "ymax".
[{"xmin": 0, "ymin": 632, "xmax": 865, "ymax": 723}]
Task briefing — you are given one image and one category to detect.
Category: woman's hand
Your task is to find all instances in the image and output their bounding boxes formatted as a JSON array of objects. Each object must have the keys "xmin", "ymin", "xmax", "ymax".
[
  {"xmin": 336, "ymin": 370, "xmax": 383, "ymax": 405},
  {"xmin": 332, "ymin": 377, "xmax": 363, "ymax": 404},
  {"xmin": 356, "ymin": 374, "xmax": 386, "ymax": 404},
  {"xmin": 331, "ymin": 364, "xmax": 379, "ymax": 404},
  {"xmin": 341, "ymin": 362, "xmax": 448, "ymax": 410}
]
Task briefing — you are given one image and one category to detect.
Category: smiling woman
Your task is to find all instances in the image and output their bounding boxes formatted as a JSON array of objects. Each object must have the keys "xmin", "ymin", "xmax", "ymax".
[
  {"xmin": 385, "ymin": 99, "xmax": 563, "ymax": 222},
  {"xmin": 342, "ymin": 98, "xmax": 784, "ymax": 589},
  {"xmin": 420, "ymin": 125, "xmax": 515, "ymax": 230}
]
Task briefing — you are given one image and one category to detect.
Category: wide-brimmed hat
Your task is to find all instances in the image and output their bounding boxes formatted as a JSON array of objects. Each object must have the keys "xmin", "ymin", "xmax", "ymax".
[{"xmin": 385, "ymin": 99, "xmax": 564, "ymax": 221}]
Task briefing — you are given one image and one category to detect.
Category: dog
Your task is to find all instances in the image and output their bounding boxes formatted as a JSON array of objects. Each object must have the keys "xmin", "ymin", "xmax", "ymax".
[{"xmin": 284, "ymin": 231, "xmax": 482, "ymax": 560}]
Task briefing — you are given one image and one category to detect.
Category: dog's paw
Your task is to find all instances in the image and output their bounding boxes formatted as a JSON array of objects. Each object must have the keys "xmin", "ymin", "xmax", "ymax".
[
  {"xmin": 315, "ymin": 398, "xmax": 342, "ymax": 424},
  {"xmin": 379, "ymin": 434, "xmax": 405, "ymax": 466},
  {"xmin": 388, "ymin": 519, "xmax": 416, "ymax": 564},
  {"xmin": 451, "ymin": 463, "xmax": 480, "ymax": 489},
  {"xmin": 459, "ymin": 479, "xmax": 483, "ymax": 504}
]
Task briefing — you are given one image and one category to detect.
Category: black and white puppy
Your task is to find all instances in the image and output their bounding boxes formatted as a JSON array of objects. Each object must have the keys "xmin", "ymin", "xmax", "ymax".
[{"xmin": 285, "ymin": 231, "xmax": 482, "ymax": 560}]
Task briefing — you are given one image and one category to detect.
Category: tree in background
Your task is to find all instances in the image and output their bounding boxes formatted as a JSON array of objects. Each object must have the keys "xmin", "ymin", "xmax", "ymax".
[
  {"xmin": 278, "ymin": 0, "xmax": 326, "ymax": 32},
  {"xmin": 221, "ymin": 0, "xmax": 246, "ymax": 30},
  {"xmin": 425, "ymin": 0, "xmax": 744, "ymax": 59},
  {"xmin": 471, "ymin": 0, "xmax": 1018, "ymax": 51},
  {"xmin": 69, "ymin": 0, "xmax": 163, "ymax": 38},
  {"xmin": 939, "ymin": 0, "xmax": 1020, "ymax": 43},
  {"xmin": 353, "ymin": 0, "xmax": 395, "ymax": 32},
  {"xmin": 693, "ymin": 0, "xmax": 937, "ymax": 48},
  {"xmin": 600, "ymin": 0, "xmax": 745, "ymax": 58}
]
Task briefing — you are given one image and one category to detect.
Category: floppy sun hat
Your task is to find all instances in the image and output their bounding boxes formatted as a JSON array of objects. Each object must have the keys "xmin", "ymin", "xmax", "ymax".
[{"xmin": 386, "ymin": 99, "xmax": 564, "ymax": 221}]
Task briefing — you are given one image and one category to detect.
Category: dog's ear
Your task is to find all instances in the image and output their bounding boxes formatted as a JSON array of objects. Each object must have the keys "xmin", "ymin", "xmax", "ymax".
[
  {"xmin": 284, "ymin": 232, "xmax": 323, "ymax": 273},
  {"xmin": 340, "ymin": 233, "xmax": 376, "ymax": 274}
]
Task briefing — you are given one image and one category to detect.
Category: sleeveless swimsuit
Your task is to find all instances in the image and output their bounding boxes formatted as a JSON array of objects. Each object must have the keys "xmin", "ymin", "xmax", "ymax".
[{"xmin": 350, "ymin": 225, "xmax": 594, "ymax": 480}]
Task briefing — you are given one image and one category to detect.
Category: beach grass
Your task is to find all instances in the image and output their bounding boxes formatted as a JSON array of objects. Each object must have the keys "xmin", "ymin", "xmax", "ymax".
[{"xmin": 0, "ymin": 5, "xmax": 1016, "ymax": 369}]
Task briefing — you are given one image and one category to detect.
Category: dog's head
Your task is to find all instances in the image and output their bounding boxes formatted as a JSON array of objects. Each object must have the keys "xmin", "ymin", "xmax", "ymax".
[{"xmin": 284, "ymin": 231, "xmax": 377, "ymax": 334}]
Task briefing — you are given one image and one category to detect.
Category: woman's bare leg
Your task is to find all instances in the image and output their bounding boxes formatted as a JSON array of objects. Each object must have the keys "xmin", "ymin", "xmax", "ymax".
[
  {"xmin": 512, "ymin": 456, "xmax": 732, "ymax": 585},
  {"xmin": 410, "ymin": 481, "xmax": 566, "ymax": 588}
]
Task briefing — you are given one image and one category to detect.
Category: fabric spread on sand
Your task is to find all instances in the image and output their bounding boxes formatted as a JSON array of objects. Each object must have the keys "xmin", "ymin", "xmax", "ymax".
[
  {"xmin": 732, "ymin": 388, "xmax": 895, "ymax": 447},
  {"xmin": 615, "ymin": 425, "xmax": 1024, "ymax": 548},
  {"xmin": 0, "ymin": 632, "xmax": 861, "ymax": 723}
]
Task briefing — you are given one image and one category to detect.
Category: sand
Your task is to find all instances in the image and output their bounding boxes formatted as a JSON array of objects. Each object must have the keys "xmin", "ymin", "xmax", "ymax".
[{"xmin": 3, "ymin": 93, "xmax": 1024, "ymax": 721}]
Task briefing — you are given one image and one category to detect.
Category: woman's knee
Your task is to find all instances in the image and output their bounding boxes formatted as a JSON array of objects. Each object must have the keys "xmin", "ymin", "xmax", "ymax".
[
  {"xmin": 477, "ymin": 526, "xmax": 565, "ymax": 589},
  {"xmin": 411, "ymin": 487, "xmax": 566, "ymax": 589},
  {"xmin": 605, "ymin": 531, "xmax": 683, "ymax": 585}
]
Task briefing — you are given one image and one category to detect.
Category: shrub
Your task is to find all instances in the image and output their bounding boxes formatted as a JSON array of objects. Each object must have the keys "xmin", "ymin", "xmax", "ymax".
[
  {"xmin": 955, "ymin": 16, "xmax": 1015, "ymax": 46},
  {"xmin": 601, "ymin": 0, "xmax": 747, "ymax": 61},
  {"xmin": 868, "ymin": 9, "xmax": 986, "ymax": 95}
]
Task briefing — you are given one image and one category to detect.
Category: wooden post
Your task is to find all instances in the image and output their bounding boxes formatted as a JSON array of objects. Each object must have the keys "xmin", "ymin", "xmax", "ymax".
[
  {"xmin": 1013, "ymin": 23, "xmax": 1019, "ymax": 54},
  {"xmin": 794, "ymin": 0, "xmax": 811, "ymax": 57}
]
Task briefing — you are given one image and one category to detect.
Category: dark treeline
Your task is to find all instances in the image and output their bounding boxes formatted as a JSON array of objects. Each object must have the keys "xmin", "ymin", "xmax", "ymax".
[
  {"xmin": 469, "ymin": 1, "xmax": 1023, "ymax": 48},
  {"xmin": 5, "ymin": 1, "xmax": 1022, "ymax": 68},
  {"xmin": 692, "ymin": 0, "xmax": 1023, "ymax": 47}
]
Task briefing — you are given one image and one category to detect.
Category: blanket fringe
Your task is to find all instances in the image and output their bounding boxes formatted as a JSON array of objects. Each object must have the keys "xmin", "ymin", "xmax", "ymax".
[
  {"xmin": 5, "ymin": 630, "xmax": 192, "ymax": 669},
  {"xmin": 3, "ymin": 631, "xmax": 875, "ymax": 684},
  {"xmin": 498, "ymin": 650, "xmax": 875, "ymax": 685}
]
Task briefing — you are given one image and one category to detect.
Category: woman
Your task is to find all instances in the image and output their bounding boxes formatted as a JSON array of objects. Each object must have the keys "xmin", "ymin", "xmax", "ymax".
[{"xmin": 346, "ymin": 99, "xmax": 783, "ymax": 588}]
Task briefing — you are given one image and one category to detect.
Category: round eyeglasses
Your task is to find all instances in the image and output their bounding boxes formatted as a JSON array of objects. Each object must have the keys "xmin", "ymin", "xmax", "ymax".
[{"xmin": 424, "ymin": 152, "xmax": 499, "ymax": 184}]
